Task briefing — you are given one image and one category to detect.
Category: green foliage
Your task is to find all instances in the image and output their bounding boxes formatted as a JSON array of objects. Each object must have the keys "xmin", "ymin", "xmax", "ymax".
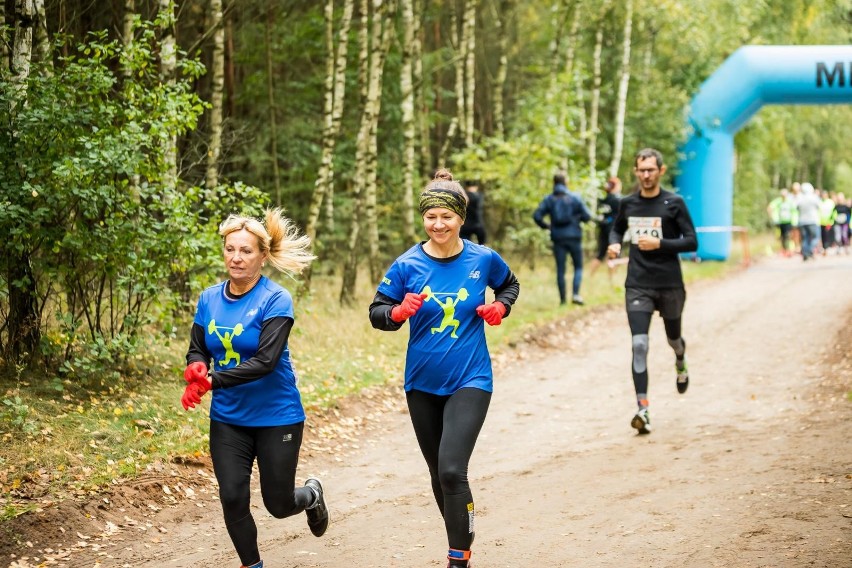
[
  {"xmin": 1, "ymin": 396, "xmax": 37, "ymax": 434},
  {"xmin": 0, "ymin": 22, "xmax": 216, "ymax": 380}
]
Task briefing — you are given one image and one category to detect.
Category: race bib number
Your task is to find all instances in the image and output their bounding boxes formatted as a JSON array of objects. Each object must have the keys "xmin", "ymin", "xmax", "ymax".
[
  {"xmin": 837, "ymin": 212, "xmax": 848, "ymax": 225},
  {"xmin": 628, "ymin": 216, "xmax": 662, "ymax": 244}
]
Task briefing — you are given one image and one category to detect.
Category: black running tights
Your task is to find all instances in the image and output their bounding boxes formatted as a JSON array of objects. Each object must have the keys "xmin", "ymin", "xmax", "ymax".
[
  {"xmin": 209, "ymin": 419, "xmax": 315, "ymax": 566},
  {"xmin": 406, "ymin": 387, "xmax": 491, "ymax": 552},
  {"xmin": 627, "ymin": 311, "xmax": 682, "ymax": 397}
]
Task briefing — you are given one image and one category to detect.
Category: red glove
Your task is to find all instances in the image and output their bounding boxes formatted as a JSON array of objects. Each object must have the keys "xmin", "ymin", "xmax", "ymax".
[
  {"xmin": 181, "ymin": 382, "xmax": 209, "ymax": 410},
  {"xmin": 184, "ymin": 361, "xmax": 208, "ymax": 384},
  {"xmin": 391, "ymin": 292, "xmax": 428, "ymax": 323},
  {"xmin": 476, "ymin": 301, "xmax": 506, "ymax": 326}
]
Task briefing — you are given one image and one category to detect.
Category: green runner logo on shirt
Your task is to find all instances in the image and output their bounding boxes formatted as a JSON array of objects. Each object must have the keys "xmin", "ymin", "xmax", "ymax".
[
  {"xmin": 422, "ymin": 286, "xmax": 469, "ymax": 339},
  {"xmin": 207, "ymin": 319, "xmax": 244, "ymax": 366}
]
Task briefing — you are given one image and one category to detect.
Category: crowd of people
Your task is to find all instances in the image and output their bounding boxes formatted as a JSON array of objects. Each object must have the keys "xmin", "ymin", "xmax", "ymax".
[
  {"xmin": 767, "ymin": 181, "xmax": 850, "ymax": 259},
  {"xmin": 177, "ymin": 147, "xmax": 705, "ymax": 567}
]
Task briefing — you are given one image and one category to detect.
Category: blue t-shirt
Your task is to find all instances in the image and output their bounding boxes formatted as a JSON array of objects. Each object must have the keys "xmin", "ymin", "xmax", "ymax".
[
  {"xmin": 377, "ymin": 242, "xmax": 511, "ymax": 395},
  {"xmin": 193, "ymin": 276, "xmax": 305, "ymax": 427}
]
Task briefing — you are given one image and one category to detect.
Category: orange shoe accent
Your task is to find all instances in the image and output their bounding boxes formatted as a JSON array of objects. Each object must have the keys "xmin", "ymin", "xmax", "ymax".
[
  {"xmin": 638, "ymin": 399, "xmax": 649, "ymax": 407},
  {"xmin": 448, "ymin": 548, "xmax": 472, "ymax": 561}
]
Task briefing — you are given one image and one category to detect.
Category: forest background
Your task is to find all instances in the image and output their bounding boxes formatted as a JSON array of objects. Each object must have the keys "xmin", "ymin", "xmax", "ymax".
[{"xmin": 0, "ymin": 0, "xmax": 851, "ymax": 522}]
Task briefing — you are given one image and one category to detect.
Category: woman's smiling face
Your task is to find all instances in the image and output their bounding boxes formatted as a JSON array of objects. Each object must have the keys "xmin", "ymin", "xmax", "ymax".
[{"xmin": 423, "ymin": 207, "xmax": 463, "ymax": 244}]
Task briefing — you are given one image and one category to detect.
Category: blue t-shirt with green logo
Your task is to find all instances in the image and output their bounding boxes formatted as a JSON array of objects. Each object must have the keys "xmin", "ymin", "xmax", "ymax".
[
  {"xmin": 377, "ymin": 242, "xmax": 510, "ymax": 395},
  {"xmin": 193, "ymin": 276, "xmax": 305, "ymax": 427}
]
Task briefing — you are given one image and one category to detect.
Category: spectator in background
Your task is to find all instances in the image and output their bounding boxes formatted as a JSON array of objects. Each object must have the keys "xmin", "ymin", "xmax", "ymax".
[
  {"xmin": 834, "ymin": 193, "xmax": 850, "ymax": 255},
  {"xmin": 797, "ymin": 182, "xmax": 822, "ymax": 261},
  {"xmin": 766, "ymin": 188, "xmax": 796, "ymax": 256},
  {"xmin": 819, "ymin": 189, "xmax": 837, "ymax": 255},
  {"xmin": 590, "ymin": 176, "xmax": 623, "ymax": 278},
  {"xmin": 533, "ymin": 172, "xmax": 592, "ymax": 306},
  {"xmin": 459, "ymin": 180, "xmax": 486, "ymax": 244},
  {"xmin": 789, "ymin": 182, "xmax": 802, "ymax": 253}
]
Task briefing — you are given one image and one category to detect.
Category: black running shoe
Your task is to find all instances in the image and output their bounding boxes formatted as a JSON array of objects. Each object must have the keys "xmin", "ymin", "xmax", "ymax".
[{"xmin": 304, "ymin": 478, "xmax": 328, "ymax": 537}]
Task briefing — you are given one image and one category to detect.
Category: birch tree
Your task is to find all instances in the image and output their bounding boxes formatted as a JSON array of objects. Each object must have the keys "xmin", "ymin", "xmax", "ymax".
[
  {"xmin": 0, "ymin": 1, "xmax": 8, "ymax": 71},
  {"xmin": 439, "ymin": 5, "xmax": 464, "ymax": 163},
  {"xmin": 563, "ymin": 0, "xmax": 581, "ymax": 77},
  {"xmin": 608, "ymin": 0, "xmax": 633, "ymax": 177},
  {"xmin": 491, "ymin": 0, "xmax": 512, "ymax": 140},
  {"xmin": 264, "ymin": 7, "xmax": 281, "ymax": 201},
  {"xmin": 364, "ymin": 0, "xmax": 396, "ymax": 284},
  {"xmin": 122, "ymin": 0, "xmax": 135, "ymax": 79},
  {"xmin": 341, "ymin": 0, "xmax": 394, "ymax": 303},
  {"xmin": 463, "ymin": 0, "xmax": 476, "ymax": 146},
  {"xmin": 6, "ymin": 0, "xmax": 39, "ymax": 359},
  {"xmin": 413, "ymin": 0, "xmax": 431, "ymax": 172},
  {"xmin": 11, "ymin": 0, "xmax": 34, "ymax": 104},
  {"xmin": 158, "ymin": 0, "xmax": 178, "ymax": 188},
  {"xmin": 400, "ymin": 0, "xmax": 419, "ymax": 243},
  {"xmin": 33, "ymin": 0, "xmax": 50, "ymax": 70},
  {"xmin": 306, "ymin": 0, "xmax": 354, "ymax": 244},
  {"xmin": 587, "ymin": 10, "xmax": 605, "ymax": 177},
  {"xmin": 547, "ymin": 1, "xmax": 568, "ymax": 99},
  {"xmin": 205, "ymin": 0, "xmax": 225, "ymax": 189}
]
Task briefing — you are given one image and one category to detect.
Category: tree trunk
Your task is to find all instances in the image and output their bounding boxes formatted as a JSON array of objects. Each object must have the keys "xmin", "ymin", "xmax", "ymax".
[
  {"xmin": 11, "ymin": 0, "xmax": 34, "ymax": 105},
  {"xmin": 340, "ymin": 0, "xmax": 375, "ymax": 305},
  {"xmin": 547, "ymin": 0, "xmax": 567, "ymax": 99},
  {"xmin": 563, "ymin": 0, "xmax": 581, "ymax": 77},
  {"xmin": 225, "ymin": 17, "xmax": 235, "ymax": 117},
  {"xmin": 158, "ymin": 0, "xmax": 178, "ymax": 188},
  {"xmin": 491, "ymin": 0, "xmax": 511, "ymax": 140},
  {"xmin": 205, "ymin": 0, "xmax": 225, "ymax": 189},
  {"xmin": 463, "ymin": 0, "xmax": 476, "ymax": 147},
  {"xmin": 122, "ymin": 0, "xmax": 135, "ymax": 79},
  {"xmin": 306, "ymin": 0, "xmax": 354, "ymax": 244},
  {"xmin": 451, "ymin": 4, "xmax": 465, "ymax": 148},
  {"xmin": 0, "ymin": 1, "xmax": 8, "ymax": 71},
  {"xmin": 364, "ymin": 0, "xmax": 395, "ymax": 284},
  {"xmin": 413, "ymin": 0, "xmax": 430, "ymax": 172},
  {"xmin": 264, "ymin": 6, "xmax": 281, "ymax": 202},
  {"xmin": 587, "ymin": 23, "xmax": 603, "ymax": 177},
  {"xmin": 608, "ymin": 0, "xmax": 632, "ymax": 178},
  {"xmin": 33, "ymin": 0, "xmax": 50, "ymax": 70},
  {"xmin": 5, "ymin": 0, "xmax": 40, "ymax": 364},
  {"xmin": 400, "ymin": 0, "xmax": 418, "ymax": 243},
  {"xmin": 123, "ymin": 0, "xmax": 141, "ymax": 198}
]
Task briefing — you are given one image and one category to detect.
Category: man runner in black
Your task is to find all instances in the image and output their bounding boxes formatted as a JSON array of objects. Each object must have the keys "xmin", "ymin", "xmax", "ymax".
[{"xmin": 607, "ymin": 148, "xmax": 697, "ymax": 434}]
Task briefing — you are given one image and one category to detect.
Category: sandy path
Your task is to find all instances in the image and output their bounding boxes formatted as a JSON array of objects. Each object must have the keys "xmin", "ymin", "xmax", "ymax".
[{"xmin": 8, "ymin": 254, "xmax": 851, "ymax": 568}]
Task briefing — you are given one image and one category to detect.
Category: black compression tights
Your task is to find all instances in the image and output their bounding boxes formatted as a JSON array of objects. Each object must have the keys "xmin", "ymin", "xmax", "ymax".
[
  {"xmin": 627, "ymin": 311, "xmax": 683, "ymax": 398},
  {"xmin": 209, "ymin": 420, "xmax": 315, "ymax": 566},
  {"xmin": 406, "ymin": 388, "xmax": 491, "ymax": 552}
]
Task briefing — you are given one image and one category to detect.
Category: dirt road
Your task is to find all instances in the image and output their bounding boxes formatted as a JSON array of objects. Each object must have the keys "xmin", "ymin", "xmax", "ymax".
[{"xmin": 6, "ymin": 254, "xmax": 852, "ymax": 567}]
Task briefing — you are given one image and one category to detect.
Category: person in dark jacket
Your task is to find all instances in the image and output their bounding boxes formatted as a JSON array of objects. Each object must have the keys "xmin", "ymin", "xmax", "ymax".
[
  {"xmin": 533, "ymin": 173, "xmax": 592, "ymax": 305},
  {"xmin": 589, "ymin": 176, "xmax": 623, "ymax": 281},
  {"xmin": 460, "ymin": 180, "xmax": 486, "ymax": 244}
]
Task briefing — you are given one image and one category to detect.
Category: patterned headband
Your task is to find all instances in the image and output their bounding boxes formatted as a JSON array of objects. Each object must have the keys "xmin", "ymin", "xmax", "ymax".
[{"xmin": 418, "ymin": 187, "xmax": 467, "ymax": 220}]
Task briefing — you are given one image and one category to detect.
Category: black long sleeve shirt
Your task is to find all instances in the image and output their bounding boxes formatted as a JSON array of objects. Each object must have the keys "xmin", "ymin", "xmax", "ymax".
[
  {"xmin": 186, "ymin": 316, "xmax": 293, "ymax": 390},
  {"xmin": 609, "ymin": 189, "xmax": 698, "ymax": 289}
]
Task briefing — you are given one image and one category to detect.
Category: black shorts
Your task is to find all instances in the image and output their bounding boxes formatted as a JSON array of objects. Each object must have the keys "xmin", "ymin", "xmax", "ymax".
[{"xmin": 625, "ymin": 287, "xmax": 686, "ymax": 319}]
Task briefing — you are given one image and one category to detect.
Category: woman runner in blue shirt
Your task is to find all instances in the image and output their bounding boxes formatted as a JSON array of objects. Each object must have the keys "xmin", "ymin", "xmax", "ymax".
[
  {"xmin": 369, "ymin": 169, "xmax": 520, "ymax": 568},
  {"xmin": 181, "ymin": 208, "xmax": 328, "ymax": 568}
]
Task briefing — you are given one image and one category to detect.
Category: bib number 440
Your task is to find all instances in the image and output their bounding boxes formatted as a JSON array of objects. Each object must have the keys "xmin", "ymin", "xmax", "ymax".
[{"xmin": 628, "ymin": 216, "xmax": 662, "ymax": 244}]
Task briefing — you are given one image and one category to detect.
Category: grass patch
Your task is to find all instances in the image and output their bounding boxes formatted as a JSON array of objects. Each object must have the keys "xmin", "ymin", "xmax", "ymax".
[{"xmin": 0, "ymin": 238, "xmax": 760, "ymax": 519}]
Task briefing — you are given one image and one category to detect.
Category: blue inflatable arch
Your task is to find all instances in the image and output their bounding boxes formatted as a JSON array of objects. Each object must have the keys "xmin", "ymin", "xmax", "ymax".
[{"xmin": 677, "ymin": 45, "xmax": 852, "ymax": 260}]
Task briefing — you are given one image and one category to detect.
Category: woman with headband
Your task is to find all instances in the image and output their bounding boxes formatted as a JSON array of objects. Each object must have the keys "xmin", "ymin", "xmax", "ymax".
[{"xmin": 369, "ymin": 169, "xmax": 520, "ymax": 568}]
